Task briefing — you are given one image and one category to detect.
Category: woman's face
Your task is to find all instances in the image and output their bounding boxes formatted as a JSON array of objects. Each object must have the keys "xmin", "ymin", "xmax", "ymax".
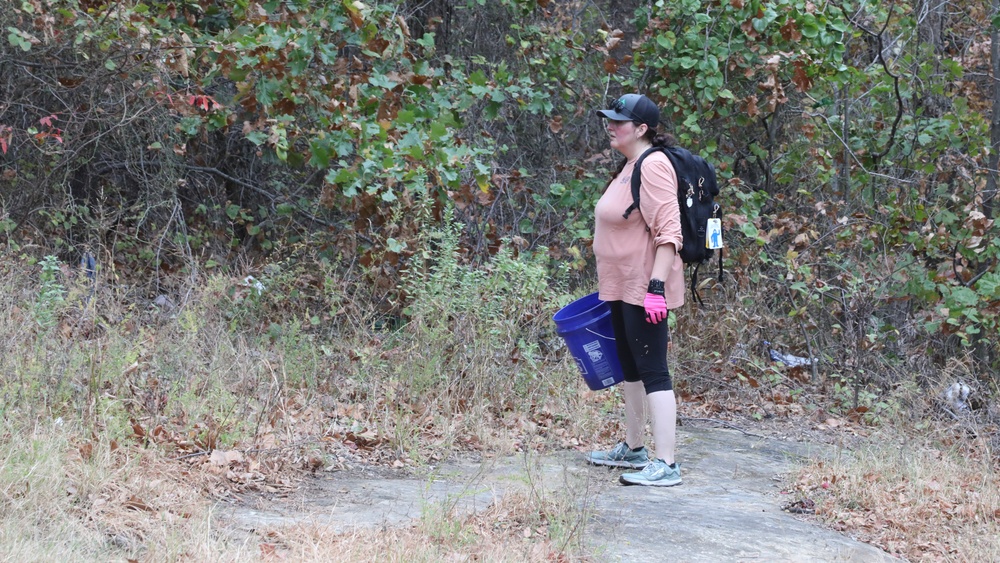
[{"xmin": 606, "ymin": 119, "xmax": 645, "ymax": 154}]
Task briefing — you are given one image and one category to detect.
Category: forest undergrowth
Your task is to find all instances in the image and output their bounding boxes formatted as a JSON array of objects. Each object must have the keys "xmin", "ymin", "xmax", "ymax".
[
  {"xmin": 2, "ymin": 0, "xmax": 1000, "ymax": 560},
  {"xmin": 1, "ymin": 221, "xmax": 998, "ymax": 561}
]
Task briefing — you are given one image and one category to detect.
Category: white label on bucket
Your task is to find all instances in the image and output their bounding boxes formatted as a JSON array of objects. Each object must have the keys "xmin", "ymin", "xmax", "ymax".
[
  {"xmin": 601, "ymin": 377, "xmax": 616, "ymax": 386},
  {"xmin": 594, "ymin": 362, "xmax": 612, "ymax": 377},
  {"xmin": 582, "ymin": 341, "xmax": 603, "ymax": 362}
]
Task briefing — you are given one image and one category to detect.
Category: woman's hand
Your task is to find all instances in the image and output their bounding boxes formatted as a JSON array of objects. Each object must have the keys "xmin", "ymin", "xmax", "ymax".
[{"xmin": 644, "ymin": 292, "xmax": 667, "ymax": 324}]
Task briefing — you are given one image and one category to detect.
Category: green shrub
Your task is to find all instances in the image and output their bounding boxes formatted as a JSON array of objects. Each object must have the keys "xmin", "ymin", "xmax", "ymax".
[
  {"xmin": 398, "ymin": 205, "xmax": 562, "ymax": 403},
  {"xmin": 34, "ymin": 255, "xmax": 66, "ymax": 329}
]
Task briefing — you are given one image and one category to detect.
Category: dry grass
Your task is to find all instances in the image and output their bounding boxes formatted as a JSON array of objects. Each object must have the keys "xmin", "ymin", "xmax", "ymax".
[
  {"xmin": 234, "ymin": 488, "xmax": 589, "ymax": 562},
  {"xmin": 0, "ymin": 402, "xmax": 604, "ymax": 561},
  {"xmin": 794, "ymin": 423, "xmax": 1000, "ymax": 561},
  {"xmin": 0, "ymin": 420, "xmax": 240, "ymax": 562},
  {"xmin": 0, "ymin": 419, "xmax": 593, "ymax": 562},
  {"xmin": 0, "ymin": 248, "xmax": 603, "ymax": 560},
  {"xmin": 9, "ymin": 244, "xmax": 999, "ymax": 560}
]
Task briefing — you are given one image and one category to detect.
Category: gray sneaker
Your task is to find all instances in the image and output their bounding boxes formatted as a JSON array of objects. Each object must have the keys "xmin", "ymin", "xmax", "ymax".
[
  {"xmin": 619, "ymin": 458, "xmax": 682, "ymax": 487},
  {"xmin": 587, "ymin": 442, "xmax": 650, "ymax": 469}
]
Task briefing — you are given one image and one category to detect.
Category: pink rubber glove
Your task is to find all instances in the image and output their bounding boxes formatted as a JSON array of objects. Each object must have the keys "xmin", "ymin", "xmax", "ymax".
[{"xmin": 644, "ymin": 292, "xmax": 667, "ymax": 324}]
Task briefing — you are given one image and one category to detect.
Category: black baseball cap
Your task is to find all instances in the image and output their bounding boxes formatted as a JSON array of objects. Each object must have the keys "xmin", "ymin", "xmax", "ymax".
[{"xmin": 596, "ymin": 94, "xmax": 660, "ymax": 129}]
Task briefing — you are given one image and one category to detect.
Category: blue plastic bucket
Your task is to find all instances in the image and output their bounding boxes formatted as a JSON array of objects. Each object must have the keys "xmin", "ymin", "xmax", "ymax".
[{"xmin": 552, "ymin": 293, "xmax": 624, "ymax": 390}]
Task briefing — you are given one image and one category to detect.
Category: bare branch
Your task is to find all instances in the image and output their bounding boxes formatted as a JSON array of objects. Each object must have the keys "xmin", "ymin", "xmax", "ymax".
[{"xmin": 852, "ymin": 2, "xmax": 905, "ymax": 166}]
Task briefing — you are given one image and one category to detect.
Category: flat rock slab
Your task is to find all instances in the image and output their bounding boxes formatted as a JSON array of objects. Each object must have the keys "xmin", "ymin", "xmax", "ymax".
[
  {"xmin": 581, "ymin": 424, "xmax": 897, "ymax": 562},
  {"xmin": 216, "ymin": 424, "xmax": 899, "ymax": 562},
  {"xmin": 221, "ymin": 474, "xmax": 504, "ymax": 532}
]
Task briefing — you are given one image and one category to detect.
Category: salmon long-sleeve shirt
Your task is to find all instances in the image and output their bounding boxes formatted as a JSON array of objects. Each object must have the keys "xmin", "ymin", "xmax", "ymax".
[{"xmin": 593, "ymin": 151, "xmax": 685, "ymax": 309}]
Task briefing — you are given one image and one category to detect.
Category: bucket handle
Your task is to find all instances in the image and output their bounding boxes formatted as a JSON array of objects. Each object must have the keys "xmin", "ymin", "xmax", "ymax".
[{"xmin": 585, "ymin": 327, "xmax": 615, "ymax": 340}]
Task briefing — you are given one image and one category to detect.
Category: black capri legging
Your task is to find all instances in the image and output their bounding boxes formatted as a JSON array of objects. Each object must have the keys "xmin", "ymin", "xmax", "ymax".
[{"xmin": 608, "ymin": 301, "xmax": 673, "ymax": 393}]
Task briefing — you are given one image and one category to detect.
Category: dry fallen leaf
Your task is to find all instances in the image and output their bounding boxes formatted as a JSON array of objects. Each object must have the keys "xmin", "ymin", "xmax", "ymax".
[
  {"xmin": 124, "ymin": 495, "xmax": 154, "ymax": 513},
  {"xmin": 260, "ymin": 542, "xmax": 284, "ymax": 559},
  {"xmin": 210, "ymin": 449, "xmax": 245, "ymax": 466}
]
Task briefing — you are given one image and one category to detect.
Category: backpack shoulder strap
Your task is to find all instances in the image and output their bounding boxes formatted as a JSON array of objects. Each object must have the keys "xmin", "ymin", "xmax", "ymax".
[
  {"xmin": 622, "ymin": 147, "xmax": 662, "ymax": 220},
  {"xmin": 659, "ymin": 146, "xmax": 686, "ymax": 204}
]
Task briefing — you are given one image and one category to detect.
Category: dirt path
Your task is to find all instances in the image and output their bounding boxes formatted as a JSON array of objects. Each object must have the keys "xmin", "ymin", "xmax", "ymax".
[{"xmin": 214, "ymin": 424, "xmax": 899, "ymax": 561}]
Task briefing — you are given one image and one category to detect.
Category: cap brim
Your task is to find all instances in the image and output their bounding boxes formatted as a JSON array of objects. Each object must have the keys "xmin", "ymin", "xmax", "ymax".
[{"xmin": 596, "ymin": 109, "xmax": 631, "ymax": 121}]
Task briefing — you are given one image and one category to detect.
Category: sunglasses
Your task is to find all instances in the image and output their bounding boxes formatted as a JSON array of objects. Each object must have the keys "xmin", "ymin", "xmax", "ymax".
[{"xmin": 609, "ymin": 98, "xmax": 639, "ymax": 122}]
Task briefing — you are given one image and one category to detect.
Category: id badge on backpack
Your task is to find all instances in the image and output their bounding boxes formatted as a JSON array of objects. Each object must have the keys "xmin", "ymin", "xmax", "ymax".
[{"xmin": 706, "ymin": 218, "xmax": 723, "ymax": 250}]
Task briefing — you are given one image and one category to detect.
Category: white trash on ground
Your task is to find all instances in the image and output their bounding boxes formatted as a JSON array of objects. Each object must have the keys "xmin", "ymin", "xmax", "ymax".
[{"xmin": 764, "ymin": 341, "xmax": 817, "ymax": 367}]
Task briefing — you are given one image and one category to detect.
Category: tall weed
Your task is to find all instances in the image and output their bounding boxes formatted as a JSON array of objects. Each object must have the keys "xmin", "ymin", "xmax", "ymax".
[
  {"xmin": 33, "ymin": 255, "xmax": 66, "ymax": 329},
  {"xmin": 397, "ymin": 207, "xmax": 565, "ymax": 404}
]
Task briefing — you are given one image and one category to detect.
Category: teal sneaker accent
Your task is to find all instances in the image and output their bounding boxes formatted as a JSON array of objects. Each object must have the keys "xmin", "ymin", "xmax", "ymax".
[
  {"xmin": 587, "ymin": 442, "xmax": 650, "ymax": 469},
  {"xmin": 619, "ymin": 458, "xmax": 682, "ymax": 487}
]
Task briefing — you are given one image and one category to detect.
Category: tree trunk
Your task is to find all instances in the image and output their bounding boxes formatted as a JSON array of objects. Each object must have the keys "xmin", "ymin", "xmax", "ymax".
[
  {"xmin": 979, "ymin": 0, "xmax": 1000, "ymax": 376},
  {"xmin": 841, "ymin": 83, "xmax": 850, "ymax": 196},
  {"xmin": 916, "ymin": 0, "xmax": 948, "ymax": 117},
  {"xmin": 988, "ymin": 0, "xmax": 1000, "ymax": 222}
]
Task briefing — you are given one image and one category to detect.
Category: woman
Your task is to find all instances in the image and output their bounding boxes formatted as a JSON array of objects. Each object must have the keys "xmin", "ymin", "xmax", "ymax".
[{"xmin": 587, "ymin": 93, "xmax": 684, "ymax": 487}]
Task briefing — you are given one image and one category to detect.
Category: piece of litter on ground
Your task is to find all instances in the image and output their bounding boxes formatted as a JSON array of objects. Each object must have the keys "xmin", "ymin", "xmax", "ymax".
[
  {"xmin": 944, "ymin": 381, "xmax": 971, "ymax": 412},
  {"xmin": 243, "ymin": 275, "xmax": 265, "ymax": 295},
  {"xmin": 766, "ymin": 345, "xmax": 817, "ymax": 367}
]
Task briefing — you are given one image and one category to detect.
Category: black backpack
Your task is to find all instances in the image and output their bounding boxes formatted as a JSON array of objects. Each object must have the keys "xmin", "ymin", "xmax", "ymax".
[{"xmin": 623, "ymin": 145, "xmax": 723, "ymax": 305}]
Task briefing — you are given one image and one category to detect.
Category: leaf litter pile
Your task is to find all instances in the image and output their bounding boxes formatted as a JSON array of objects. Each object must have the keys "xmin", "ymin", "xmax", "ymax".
[{"xmin": 790, "ymin": 425, "xmax": 1000, "ymax": 561}]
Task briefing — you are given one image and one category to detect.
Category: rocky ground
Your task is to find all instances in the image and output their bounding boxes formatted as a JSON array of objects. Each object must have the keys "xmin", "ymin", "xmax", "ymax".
[{"xmin": 214, "ymin": 420, "xmax": 899, "ymax": 562}]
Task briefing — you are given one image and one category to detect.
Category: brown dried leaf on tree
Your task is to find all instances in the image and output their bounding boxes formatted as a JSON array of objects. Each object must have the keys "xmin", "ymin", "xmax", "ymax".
[
  {"xmin": 745, "ymin": 95, "xmax": 760, "ymax": 118},
  {"xmin": 548, "ymin": 115, "xmax": 563, "ymax": 134},
  {"xmin": 606, "ymin": 29, "xmax": 624, "ymax": 51},
  {"xmin": 780, "ymin": 19, "xmax": 803, "ymax": 42},
  {"xmin": 792, "ymin": 60, "xmax": 814, "ymax": 92}
]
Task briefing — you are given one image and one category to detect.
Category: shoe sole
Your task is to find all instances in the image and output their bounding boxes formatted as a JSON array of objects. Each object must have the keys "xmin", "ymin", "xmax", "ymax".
[
  {"xmin": 619, "ymin": 475, "xmax": 682, "ymax": 487},
  {"xmin": 587, "ymin": 458, "xmax": 650, "ymax": 469}
]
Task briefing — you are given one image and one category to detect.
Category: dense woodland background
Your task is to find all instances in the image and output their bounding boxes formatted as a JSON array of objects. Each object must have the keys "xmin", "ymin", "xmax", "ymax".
[
  {"xmin": 1, "ymin": 0, "xmax": 999, "ymax": 412},
  {"xmin": 3, "ymin": 2, "xmax": 1000, "ymax": 559}
]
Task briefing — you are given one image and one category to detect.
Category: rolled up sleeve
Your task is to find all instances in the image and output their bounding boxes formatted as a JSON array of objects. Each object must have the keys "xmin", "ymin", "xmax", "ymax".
[{"xmin": 637, "ymin": 154, "xmax": 682, "ymax": 251}]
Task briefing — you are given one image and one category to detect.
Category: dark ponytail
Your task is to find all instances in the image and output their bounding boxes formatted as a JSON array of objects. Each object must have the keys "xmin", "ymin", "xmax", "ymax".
[{"xmin": 649, "ymin": 131, "xmax": 676, "ymax": 148}]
